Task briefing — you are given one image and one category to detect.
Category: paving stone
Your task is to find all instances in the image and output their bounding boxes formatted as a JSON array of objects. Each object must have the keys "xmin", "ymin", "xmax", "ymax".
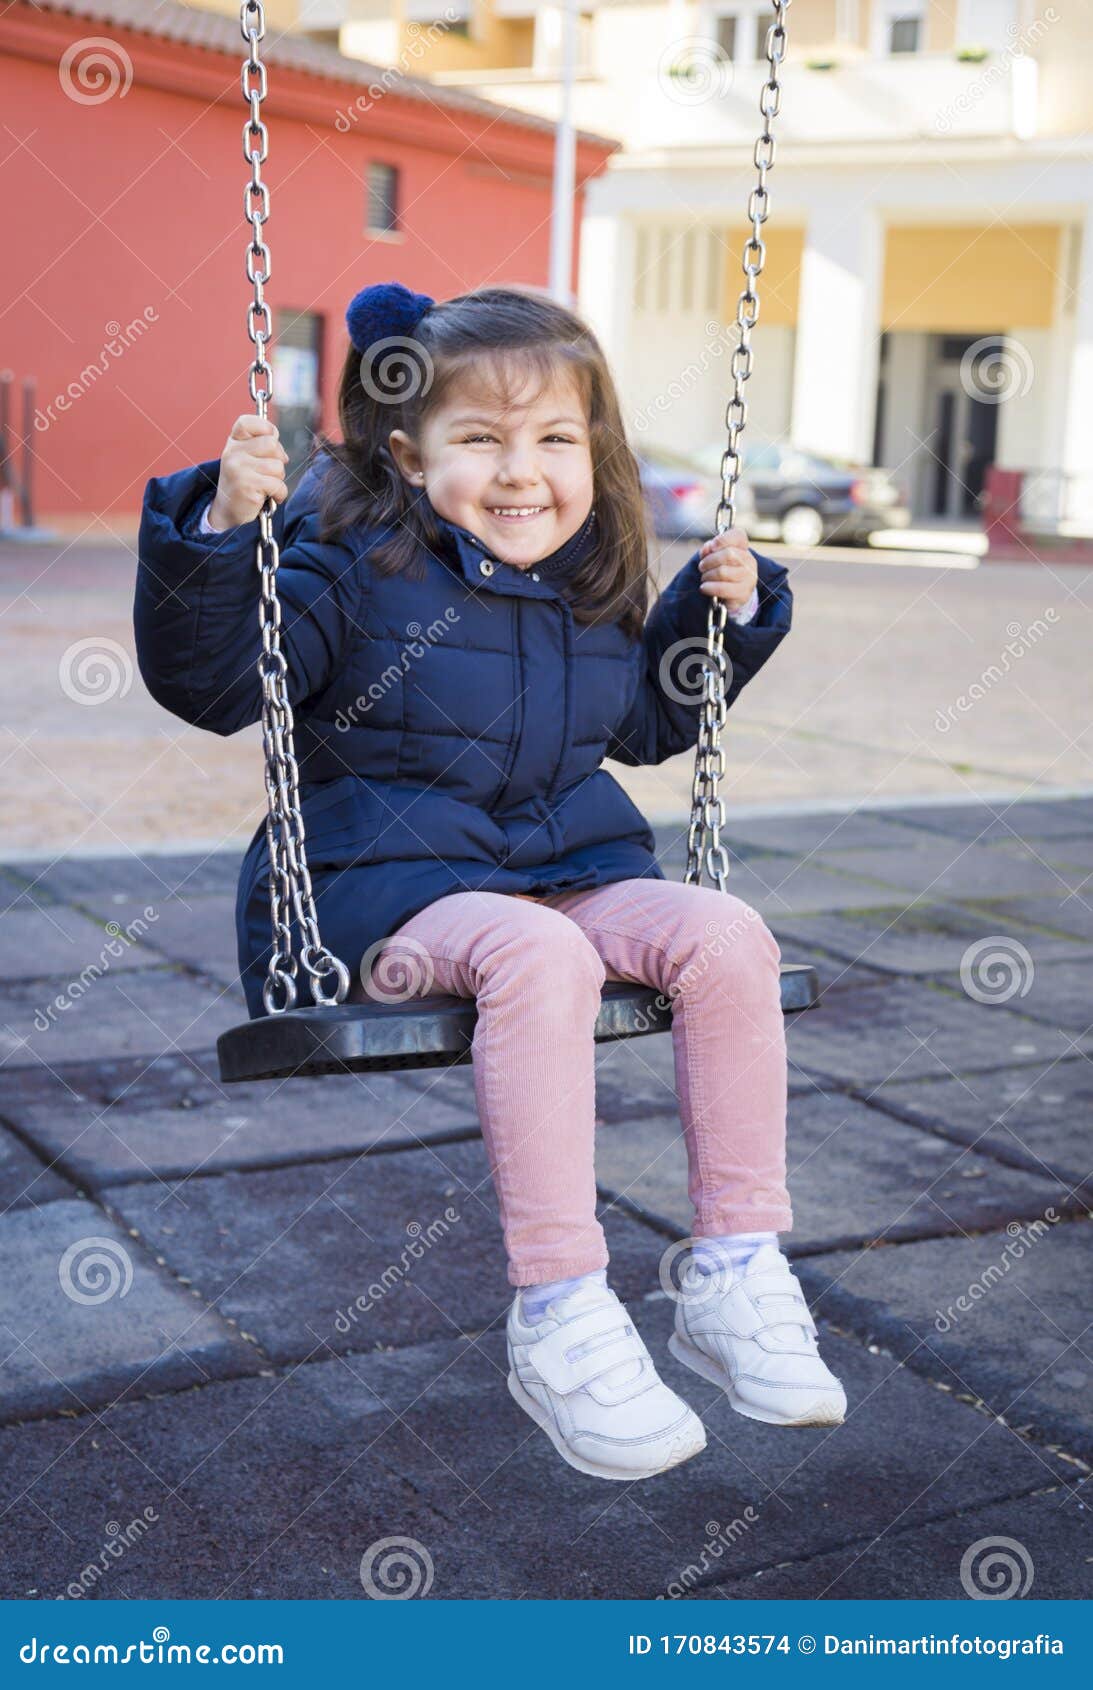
[
  {"xmin": 715, "ymin": 809, "xmax": 941, "ymax": 858},
  {"xmin": 929, "ymin": 955, "xmax": 1093, "ymax": 1037},
  {"xmin": 870, "ymin": 1055, "xmax": 1093, "ymax": 1199},
  {"xmin": 716, "ymin": 859, "xmax": 905, "ymax": 917},
  {"xmin": 878, "ymin": 799, "xmax": 1093, "ymax": 846},
  {"xmin": 803, "ymin": 1219, "xmax": 1093, "ymax": 1462},
  {"xmin": 811, "ymin": 843, "xmax": 1079, "ymax": 901},
  {"xmin": 2, "ymin": 1052, "xmax": 480, "ymax": 1190},
  {"xmin": 771, "ymin": 941, "xmax": 889, "ymax": 997},
  {"xmin": 961, "ymin": 894, "xmax": 1093, "ymax": 945},
  {"xmin": 783, "ymin": 977, "xmax": 1085, "ymax": 1089},
  {"xmin": 306, "ymin": 1297, "xmax": 1071, "ymax": 1598},
  {"xmin": 703, "ymin": 1484, "xmax": 1092, "ymax": 1600},
  {"xmin": 5, "ymin": 852, "xmax": 240, "ymax": 909},
  {"xmin": 645, "ymin": 848, "xmax": 905, "ymax": 914},
  {"xmin": 0, "ymin": 1368, "xmax": 508, "ymax": 1599},
  {"xmin": 118, "ymin": 894, "xmax": 244, "ymax": 989},
  {"xmin": 594, "ymin": 1091, "xmax": 1075, "ymax": 1255},
  {"xmin": 0, "ymin": 902, "xmax": 157, "ymax": 980},
  {"xmin": 770, "ymin": 900, "xmax": 1090, "ymax": 978},
  {"xmin": 0, "ymin": 1197, "xmax": 260, "ymax": 1425},
  {"xmin": 0, "ymin": 1123, "xmax": 71, "ymax": 1211},
  {"xmin": 106, "ymin": 1139, "xmax": 670, "ymax": 1366},
  {"xmin": 1034, "ymin": 834, "xmax": 1093, "ymax": 873},
  {"xmin": 0, "ymin": 971, "xmax": 243, "ymax": 1070}
]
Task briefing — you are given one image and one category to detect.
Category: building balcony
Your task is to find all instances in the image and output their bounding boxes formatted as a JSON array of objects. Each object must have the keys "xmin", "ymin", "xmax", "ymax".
[{"xmin": 432, "ymin": 48, "xmax": 1041, "ymax": 153}]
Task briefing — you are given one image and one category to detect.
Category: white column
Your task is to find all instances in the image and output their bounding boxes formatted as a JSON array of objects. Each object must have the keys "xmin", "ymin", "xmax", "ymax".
[
  {"xmin": 789, "ymin": 200, "xmax": 883, "ymax": 463},
  {"xmin": 1059, "ymin": 210, "xmax": 1093, "ymax": 531},
  {"xmin": 578, "ymin": 204, "xmax": 636, "ymax": 394}
]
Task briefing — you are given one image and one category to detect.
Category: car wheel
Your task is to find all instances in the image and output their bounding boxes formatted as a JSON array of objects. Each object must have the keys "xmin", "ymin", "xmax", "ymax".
[{"xmin": 780, "ymin": 504, "xmax": 825, "ymax": 548}]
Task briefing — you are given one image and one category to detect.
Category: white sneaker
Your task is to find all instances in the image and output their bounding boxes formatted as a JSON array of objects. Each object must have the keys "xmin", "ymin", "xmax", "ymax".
[
  {"xmin": 668, "ymin": 1243, "xmax": 846, "ymax": 1427},
  {"xmin": 507, "ymin": 1281, "xmax": 706, "ymax": 1481}
]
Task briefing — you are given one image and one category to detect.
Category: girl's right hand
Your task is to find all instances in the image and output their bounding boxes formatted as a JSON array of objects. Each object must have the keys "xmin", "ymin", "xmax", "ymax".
[{"xmin": 207, "ymin": 415, "xmax": 290, "ymax": 530}]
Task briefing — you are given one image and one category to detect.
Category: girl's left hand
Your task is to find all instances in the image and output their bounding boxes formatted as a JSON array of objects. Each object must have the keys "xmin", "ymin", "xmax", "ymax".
[{"xmin": 697, "ymin": 527, "xmax": 757, "ymax": 611}]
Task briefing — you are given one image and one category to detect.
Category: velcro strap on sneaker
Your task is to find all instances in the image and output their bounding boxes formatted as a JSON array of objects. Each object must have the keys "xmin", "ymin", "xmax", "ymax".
[
  {"xmin": 712, "ymin": 1281, "xmax": 771, "ymax": 1340},
  {"xmin": 529, "ymin": 1305, "xmax": 645, "ymax": 1393},
  {"xmin": 748, "ymin": 1284, "xmax": 818, "ymax": 1338}
]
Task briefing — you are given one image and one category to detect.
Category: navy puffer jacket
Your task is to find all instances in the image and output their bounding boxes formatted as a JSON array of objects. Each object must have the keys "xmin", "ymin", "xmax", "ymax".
[{"xmin": 134, "ymin": 458, "xmax": 792, "ymax": 1017}]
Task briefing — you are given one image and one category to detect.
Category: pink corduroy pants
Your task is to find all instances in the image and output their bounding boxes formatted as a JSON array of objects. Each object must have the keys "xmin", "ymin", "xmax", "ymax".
[{"xmin": 363, "ymin": 878, "xmax": 792, "ymax": 1287}]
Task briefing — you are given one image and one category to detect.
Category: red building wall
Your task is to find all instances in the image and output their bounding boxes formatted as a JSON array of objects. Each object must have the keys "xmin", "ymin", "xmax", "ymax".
[{"xmin": 1, "ymin": 4, "xmax": 611, "ymax": 527}]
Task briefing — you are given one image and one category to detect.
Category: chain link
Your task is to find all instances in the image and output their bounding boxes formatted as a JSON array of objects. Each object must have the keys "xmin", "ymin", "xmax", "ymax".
[
  {"xmin": 239, "ymin": 3, "xmax": 350, "ymax": 1015},
  {"xmin": 684, "ymin": 1, "xmax": 790, "ymax": 893}
]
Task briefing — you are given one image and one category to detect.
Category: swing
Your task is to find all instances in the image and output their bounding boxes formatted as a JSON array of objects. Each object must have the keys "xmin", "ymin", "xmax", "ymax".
[{"xmin": 216, "ymin": 2, "xmax": 812, "ymax": 1085}]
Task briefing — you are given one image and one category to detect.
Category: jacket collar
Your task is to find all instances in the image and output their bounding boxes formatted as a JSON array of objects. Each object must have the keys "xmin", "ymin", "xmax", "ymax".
[{"xmin": 429, "ymin": 502, "xmax": 597, "ymax": 598}]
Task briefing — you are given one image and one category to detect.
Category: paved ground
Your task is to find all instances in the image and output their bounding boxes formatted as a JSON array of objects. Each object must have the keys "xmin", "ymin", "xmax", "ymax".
[
  {"xmin": 2, "ymin": 535, "xmax": 1090, "ymax": 854},
  {"xmin": 1, "ymin": 796, "xmax": 1091, "ymax": 1600}
]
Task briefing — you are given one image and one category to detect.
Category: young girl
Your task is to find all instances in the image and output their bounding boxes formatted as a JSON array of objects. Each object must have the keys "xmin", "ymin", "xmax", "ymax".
[{"xmin": 135, "ymin": 282, "xmax": 845, "ymax": 1484}]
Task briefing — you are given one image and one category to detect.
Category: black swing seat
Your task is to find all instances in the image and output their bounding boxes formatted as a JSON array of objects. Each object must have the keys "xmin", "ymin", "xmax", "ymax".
[{"xmin": 216, "ymin": 964, "xmax": 819, "ymax": 1083}]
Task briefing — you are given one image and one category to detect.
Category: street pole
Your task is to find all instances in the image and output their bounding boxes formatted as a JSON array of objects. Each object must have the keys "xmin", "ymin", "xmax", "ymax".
[{"xmin": 548, "ymin": 0, "xmax": 577, "ymax": 304}]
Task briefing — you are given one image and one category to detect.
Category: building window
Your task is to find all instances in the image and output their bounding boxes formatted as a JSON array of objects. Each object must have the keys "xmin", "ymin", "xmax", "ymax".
[
  {"xmin": 712, "ymin": 7, "xmax": 773, "ymax": 64},
  {"xmin": 888, "ymin": 14, "xmax": 922, "ymax": 53},
  {"xmin": 367, "ymin": 162, "xmax": 399, "ymax": 235},
  {"xmin": 715, "ymin": 14, "xmax": 737, "ymax": 57}
]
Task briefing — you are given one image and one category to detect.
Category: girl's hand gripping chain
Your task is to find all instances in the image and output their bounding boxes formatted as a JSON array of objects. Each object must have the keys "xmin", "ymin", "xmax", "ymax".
[
  {"xmin": 208, "ymin": 415, "xmax": 290, "ymax": 531},
  {"xmin": 697, "ymin": 527, "xmax": 758, "ymax": 613}
]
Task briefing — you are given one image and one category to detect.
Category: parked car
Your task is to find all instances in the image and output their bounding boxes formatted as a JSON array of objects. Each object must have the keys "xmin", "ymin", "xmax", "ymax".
[
  {"xmin": 637, "ymin": 445, "xmax": 757, "ymax": 541},
  {"xmin": 693, "ymin": 442, "xmax": 909, "ymax": 547}
]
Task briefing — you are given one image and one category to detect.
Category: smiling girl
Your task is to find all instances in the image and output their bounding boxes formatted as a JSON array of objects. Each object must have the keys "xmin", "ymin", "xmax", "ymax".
[{"xmin": 135, "ymin": 282, "xmax": 845, "ymax": 1485}]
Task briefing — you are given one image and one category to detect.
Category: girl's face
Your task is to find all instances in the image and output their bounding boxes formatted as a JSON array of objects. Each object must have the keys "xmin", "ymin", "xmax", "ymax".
[{"xmin": 389, "ymin": 365, "xmax": 595, "ymax": 568}]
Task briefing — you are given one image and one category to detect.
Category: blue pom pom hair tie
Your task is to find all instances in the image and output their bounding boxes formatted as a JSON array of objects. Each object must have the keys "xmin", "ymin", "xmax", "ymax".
[{"xmin": 347, "ymin": 281, "xmax": 436, "ymax": 406}]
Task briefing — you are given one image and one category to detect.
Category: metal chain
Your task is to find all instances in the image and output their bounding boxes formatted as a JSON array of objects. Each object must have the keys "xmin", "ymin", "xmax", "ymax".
[
  {"xmin": 240, "ymin": 2, "xmax": 350, "ymax": 1015},
  {"xmin": 684, "ymin": 0, "xmax": 790, "ymax": 893}
]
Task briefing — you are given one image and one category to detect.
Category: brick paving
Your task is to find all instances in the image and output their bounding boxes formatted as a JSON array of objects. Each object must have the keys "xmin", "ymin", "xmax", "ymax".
[{"xmin": 1, "ymin": 798, "xmax": 1091, "ymax": 1600}]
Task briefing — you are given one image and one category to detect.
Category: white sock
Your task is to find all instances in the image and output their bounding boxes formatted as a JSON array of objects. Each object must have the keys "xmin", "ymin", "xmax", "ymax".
[
  {"xmin": 690, "ymin": 1231, "xmax": 778, "ymax": 1277},
  {"xmin": 520, "ymin": 1267, "xmax": 608, "ymax": 1325}
]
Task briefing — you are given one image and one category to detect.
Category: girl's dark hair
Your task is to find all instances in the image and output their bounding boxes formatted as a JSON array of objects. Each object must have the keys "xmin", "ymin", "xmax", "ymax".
[{"xmin": 314, "ymin": 286, "xmax": 650, "ymax": 639}]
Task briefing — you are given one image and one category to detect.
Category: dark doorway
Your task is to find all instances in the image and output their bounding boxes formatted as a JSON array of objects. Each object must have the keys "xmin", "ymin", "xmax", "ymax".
[{"xmin": 928, "ymin": 333, "xmax": 1001, "ymax": 519}]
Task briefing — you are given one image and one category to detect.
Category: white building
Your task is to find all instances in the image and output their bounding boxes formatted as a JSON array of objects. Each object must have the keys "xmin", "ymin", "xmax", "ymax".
[{"xmin": 190, "ymin": 0, "xmax": 1093, "ymax": 531}]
